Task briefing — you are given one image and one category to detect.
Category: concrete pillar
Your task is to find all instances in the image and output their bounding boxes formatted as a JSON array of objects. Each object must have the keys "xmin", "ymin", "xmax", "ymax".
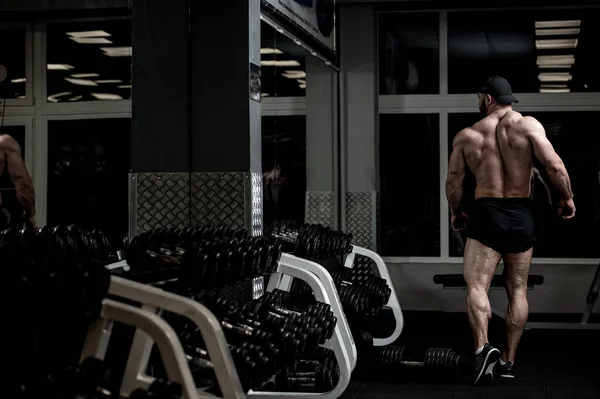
[
  {"xmin": 129, "ymin": 0, "xmax": 263, "ymax": 237},
  {"xmin": 305, "ymin": 55, "xmax": 337, "ymax": 228},
  {"xmin": 340, "ymin": 3, "xmax": 378, "ymax": 250}
]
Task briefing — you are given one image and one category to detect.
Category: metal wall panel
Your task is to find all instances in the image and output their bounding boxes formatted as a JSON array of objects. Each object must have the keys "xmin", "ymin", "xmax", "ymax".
[
  {"xmin": 345, "ymin": 191, "xmax": 377, "ymax": 250},
  {"xmin": 305, "ymin": 191, "xmax": 335, "ymax": 228},
  {"xmin": 191, "ymin": 172, "xmax": 246, "ymax": 230},
  {"xmin": 130, "ymin": 173, "xmax": 191, "ymax": 237},
  {"xmin": 249, "ymin": 171, "xmax": 263, "ymax": 236}
]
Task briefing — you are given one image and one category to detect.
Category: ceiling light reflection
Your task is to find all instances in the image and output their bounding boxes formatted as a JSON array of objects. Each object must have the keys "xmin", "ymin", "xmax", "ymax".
[
  {"xmin": 47, "ymin": 92, "xmax": 72, "ymax": 103},
  {"xmin": 11, "ymin": 78, "xmax": 26, "ymax": 83},
  {"xmin": 535, "ymin": 20, "xmax": 581, "ymax": 28},
  {"xmin": 65, "ymin": 77, "xmax": 98, "ymax": 86},
  {"xmin": 48, "ymin": 64, "xmax": 74, "ymax": 70},
  {"xmin": 535, "ymin": 39, "xmax": 578, "ymax": 50},
  {"xmin": 261, "ymin": 60, "xmax": 301, "ymax": 67},
  {"xmin": 91, "ymin": 93, "xmax": 123, "ymax": 100},
  {"xmin": 538, "ymin": 72, "xmax": 572, "ymax": 82},
  {"xmin": 70, "ymin": 37, "xmax": 112, "ymax": 44},
  {"xmin": 535, "ymin": 28, "xmax": 580, "ymax": 36},
  {"xmin": 67, "ymin": 30, "xmax": 111, "ymax": 38},
  {"xmin": 261, "ymin": 48, "xmax": 283, "ymax": 55},
  {"xmin": 71, "ymin": 73, "xmax": 100, "ymax": 78}
]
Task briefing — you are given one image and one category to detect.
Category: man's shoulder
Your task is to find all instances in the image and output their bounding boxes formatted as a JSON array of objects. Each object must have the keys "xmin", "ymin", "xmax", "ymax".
[
  {"xmin": 456, "ymin": 126, "xmax": 478, "ymax": 141},
  {"xmin": 0, "ymin": 134, "xmax": 19, "ymax": 151}
]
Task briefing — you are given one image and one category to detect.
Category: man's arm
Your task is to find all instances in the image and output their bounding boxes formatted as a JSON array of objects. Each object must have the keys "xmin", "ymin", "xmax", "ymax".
[
  {"xmin": 446, "ymin": 130, "xmax": 468, "ymax": 215},
  {"xmin": 522, "ymin": 118, "xmax": 573, "ymax": 201},
  {"xmin": 2, "ymin": 137, "xmax": 36, "ymax": 220}
]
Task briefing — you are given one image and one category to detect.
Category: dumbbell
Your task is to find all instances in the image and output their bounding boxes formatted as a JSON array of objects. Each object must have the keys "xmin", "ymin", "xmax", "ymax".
[{"xmin": 373, "ymin": 346, "xmax": 462, "ymax": 376}]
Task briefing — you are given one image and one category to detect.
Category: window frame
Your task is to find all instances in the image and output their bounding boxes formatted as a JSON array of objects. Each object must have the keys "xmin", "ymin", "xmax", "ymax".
[{"xmin": 378, "ymin": 10, "xmax": 600, "ymax": 265}]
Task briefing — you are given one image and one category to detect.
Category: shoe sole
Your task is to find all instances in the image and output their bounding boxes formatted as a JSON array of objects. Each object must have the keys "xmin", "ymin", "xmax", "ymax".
[{"xmin": 474, "ymin": 348, "xmax": 500, "ymax": 384}]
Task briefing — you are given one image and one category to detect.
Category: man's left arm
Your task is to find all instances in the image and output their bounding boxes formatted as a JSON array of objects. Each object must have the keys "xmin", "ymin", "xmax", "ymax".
[{"xmin": 446, "ymin": 131, "xmax": 467, "ymax": 216}]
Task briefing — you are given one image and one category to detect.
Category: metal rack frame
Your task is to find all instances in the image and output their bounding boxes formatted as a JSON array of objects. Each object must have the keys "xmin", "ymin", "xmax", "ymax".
[
  {"xmin": 344, "ymin": 245, "xmax": 404, "ymax": 346},
  {"xmin": 250, "ymin": 253, "xmax": 354, "ymax": 399}
]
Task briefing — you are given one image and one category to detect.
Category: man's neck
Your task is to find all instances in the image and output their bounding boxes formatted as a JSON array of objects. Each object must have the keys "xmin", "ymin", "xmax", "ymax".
[{"xmin": 488, "ymin": 104, "xmax": 512, "ymax": 117}]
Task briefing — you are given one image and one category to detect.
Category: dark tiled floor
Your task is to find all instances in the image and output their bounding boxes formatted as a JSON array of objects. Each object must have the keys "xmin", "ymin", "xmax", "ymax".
[{"xmin": 341, "ymin": 312, "xmax": 600, "ymax": 399}]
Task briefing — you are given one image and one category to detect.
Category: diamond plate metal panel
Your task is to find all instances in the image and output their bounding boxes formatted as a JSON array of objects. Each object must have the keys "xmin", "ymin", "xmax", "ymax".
[
  {"xmin": 134, "ymin": 173, "xmax": 191, "ymax": 234},
  {"xmin": 250, "ymin": 172, "xmax": 263, "ymax": 236},
  {"xmin": 191, "ymin": 172, "xmax": 246, "ymax": 230},
  {"xmin": 305, "ymin": 191, "xmax": 335, "ymax": 228},
  {"xmin": 346, "ymin": 191, "xmax": 377, "ymax": 250}
]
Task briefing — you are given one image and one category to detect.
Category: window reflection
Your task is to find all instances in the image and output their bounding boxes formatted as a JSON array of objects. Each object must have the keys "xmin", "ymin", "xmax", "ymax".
[
  {"xmin": 261, "ymin": 21, "xmax": 307, "ymax": 98},
  {"xmin": 47, "ymin": 119, "xmax": 131, "ymax": 245},
  {"xmin": 46, "ymin": 19, "xmax": 132, "ymax": 103},
  {"xmin": 380, "ymin": 114, "xmax": 440, "ymax": 256},
  {"xmin": 378, "ymin": 12, "xmax": 440, "ymax": 95},
  {"xmin": 448, "ymin": 112, "xmax": 600, "ymax": 258},
  {"xmin": 0, "ymin": 28, "xmax": 26, "ymax": 99},
  {"xmin": 262, "ymin": 116, "xmax": 306, "ymax": 226},
  {"xmin": 448, "ymin": 9, "xmax": 600, "ymax": 94}
]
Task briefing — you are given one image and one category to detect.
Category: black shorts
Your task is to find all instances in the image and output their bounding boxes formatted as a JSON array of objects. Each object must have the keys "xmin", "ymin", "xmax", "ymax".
[{"xmin": 467, "ymin": 198, "xmax": 536, "ymax": 254}]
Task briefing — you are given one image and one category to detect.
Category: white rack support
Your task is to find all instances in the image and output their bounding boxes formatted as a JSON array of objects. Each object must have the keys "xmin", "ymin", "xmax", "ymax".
[
  {"xmin": 105, "ymin": 276, "xmax": 246, "ymax": 399},
  {"xmin": 344, "ymin": 245, "xmax": 404, "ymax": 347},
  {"xmin": 81, "ymin": 299, "xmax": 199, "ymax": 399},
  {"xmin": 266, "ymin": 255, "xmax": 357, "ymax": 371},
  {"xmin": 250, "ymin": 253, "xmax": 354, "ymax": 399}
]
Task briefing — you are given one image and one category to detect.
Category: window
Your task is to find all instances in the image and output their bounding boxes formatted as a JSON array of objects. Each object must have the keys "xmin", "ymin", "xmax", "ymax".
[
  {"xmin": 47, "ymin": 118, "xmax": 131, "ymax": 245},
  {"xmin": 379, "ymin": 114, "xmax": 440, "ymax": 256},
  {"xmin": 262, "ymin": 116, "xmax": 306, "ymax": 227},
  {"xmin": 0, "ymin": 27, "xmax": 27, "ymax": 99},
  {"xmin": 378, "ymin": 12, "xmax": 440, "ymax": 95},
  {"xmin": 448, "ymin": 112, "xmax": 600, "ymax": 259},
  {"xmin": 448, "ymin": 8, "xmax": 600, "ymax": 94},
  {"xmin": 261, "ymin": 21, "xmax": 307, "ymax": 98},
  {"xmin": 46, "ymin": 19, "xmax": 132, "ymax": 103}
]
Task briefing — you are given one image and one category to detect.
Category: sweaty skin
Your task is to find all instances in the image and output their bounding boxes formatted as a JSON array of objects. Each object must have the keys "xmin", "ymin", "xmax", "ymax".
[
  {"xmin": 0, "ymin": 134, "xmax": 36, "ymax": 226},
  {"xmin": 445, "ymin": 93, "xmax": 575, "ymax": 366}
]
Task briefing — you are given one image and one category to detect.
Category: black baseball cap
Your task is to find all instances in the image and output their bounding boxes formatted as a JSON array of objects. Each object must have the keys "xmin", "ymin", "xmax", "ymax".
[{"xmin": 478, "ymin": 76, "xmax": 518, "ymax": 104}]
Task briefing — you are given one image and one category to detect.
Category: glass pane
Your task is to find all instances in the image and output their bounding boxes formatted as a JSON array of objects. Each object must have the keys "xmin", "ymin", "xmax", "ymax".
[
  {"xmin": 47, "ymin": 118, "xmax": 131, "ymax": 245},
  {"xmin": 46, "ymin": 19, "xmax": 132, "ymax": 103},
  {"xmin": 262, "ymin": 116, "xmax": 306, "ymax": 226},
  {"xmin": 378, "ymin": 12, "xmax": 440, "ymax": 95},
  {"xmin": 448, "ymin": 9, "xmax": 600, "ymax": 94},
  {"xmin": 0, "ymin": 126, "xmax": 26, "ymax": 215},
  {"xmin": 380, "ymin": 114, "xmax": 440, "ymax": 256},
  {"xmin": 0, "ymin": 28, "xmax": 26, "ymax": 99},
  {"xmin": 448, "ymin": 112, "xmax": 600, "ymax": 259},
  {"xmin": 261, "ymin": 21, "xmax": 307, "ymax": 98}
]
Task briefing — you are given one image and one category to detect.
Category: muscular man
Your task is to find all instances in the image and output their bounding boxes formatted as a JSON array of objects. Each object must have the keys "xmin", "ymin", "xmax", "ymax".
[
  {"xmin": 446, "ymin": 76, "xmax": 575, "ymax": 384},
  {"xmin": 0, "ymin": 133, "xmax": 36, "ymax": 228}
]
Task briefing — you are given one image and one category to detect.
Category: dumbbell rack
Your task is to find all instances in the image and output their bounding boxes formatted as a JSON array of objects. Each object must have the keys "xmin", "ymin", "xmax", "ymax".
[
  {"xmin": 84, "ymin": 276, "xmax": 246, "ymax": 399},
  {"xmin": 344, "ymin": 245, "xmax": 404, "ymax": 347},
  {"xmin": 249, "ymin": 253, "xmax": 355, "ymax": 399}
]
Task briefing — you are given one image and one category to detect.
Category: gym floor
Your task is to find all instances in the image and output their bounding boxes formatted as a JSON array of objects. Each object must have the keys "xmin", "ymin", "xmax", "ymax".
[{"xmin": 341, "ymin": 311, "xmax": 600, "ymax": 399}]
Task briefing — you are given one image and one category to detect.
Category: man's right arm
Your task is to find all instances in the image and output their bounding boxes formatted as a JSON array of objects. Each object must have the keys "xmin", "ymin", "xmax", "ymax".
[
  {"xmin": 1, "ymin": 136, "xmax": 36, "ymax": 222},
  {"xmin": 522, "ymin": 117, "xmax": 575, "ymax": 211}
]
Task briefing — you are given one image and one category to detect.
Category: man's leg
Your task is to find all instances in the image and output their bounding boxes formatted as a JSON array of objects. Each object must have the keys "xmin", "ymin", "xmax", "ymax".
[
  {"xmin": 463, "ymin": 238, "xmax": 503, "ymax": 384},
  {"xmin": 463, "ymin": 238, "xmax": 502, "ymax": 350},
  {"xmin": 502, "ymin": 248, "xmax": 533, "ymax": 364}
]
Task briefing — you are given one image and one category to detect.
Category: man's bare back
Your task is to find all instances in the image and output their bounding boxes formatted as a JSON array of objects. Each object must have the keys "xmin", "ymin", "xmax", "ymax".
[
  {"xmin": 0, "ymin": 134, "xmax": 36, "ymax": 226},
  {"xmin": 449, "ymin": 109, "xmax": 576, "ymax": 220}
]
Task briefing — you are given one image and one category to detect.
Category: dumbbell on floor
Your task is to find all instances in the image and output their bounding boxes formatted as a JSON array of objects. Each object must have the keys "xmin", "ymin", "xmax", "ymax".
[{"xmin": 373, "ymin": 346, "xmax": 462, "ymax": 377}]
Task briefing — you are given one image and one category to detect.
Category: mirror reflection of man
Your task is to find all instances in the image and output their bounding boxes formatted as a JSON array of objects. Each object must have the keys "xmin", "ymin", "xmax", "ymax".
[{"xmin": 0, "ymin": 133, "xmax": 36, "ymax": 228}]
